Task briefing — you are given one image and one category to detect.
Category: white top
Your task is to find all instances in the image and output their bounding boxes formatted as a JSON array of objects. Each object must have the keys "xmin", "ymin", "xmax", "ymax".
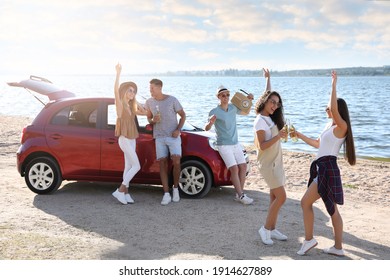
[
  {"xmin": 317, "ymin": 123, "xmax": 346, "ymax": 159},
  {"xmin": 253, "ymin": 115, "xmax": 274, "ymax": 141}
]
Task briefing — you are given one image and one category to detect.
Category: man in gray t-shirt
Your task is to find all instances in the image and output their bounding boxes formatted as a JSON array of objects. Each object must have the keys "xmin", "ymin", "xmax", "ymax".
[{"xmin": 145, "ymin": 78, "xmax": 186, "ymax": 205}]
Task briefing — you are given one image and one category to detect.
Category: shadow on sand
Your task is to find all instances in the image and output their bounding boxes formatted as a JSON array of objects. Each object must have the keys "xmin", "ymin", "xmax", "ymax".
[{"xmin": 32, "ymin": 181, "xmax": 389, "ymax": 260}]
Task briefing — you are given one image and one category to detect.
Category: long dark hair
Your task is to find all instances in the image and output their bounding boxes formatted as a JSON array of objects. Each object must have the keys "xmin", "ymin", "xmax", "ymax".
[
  {"xmin": 337, "ymin": 98, "xmax": 356, "ymax": 165},
  {"xmin": 254, "ymin": 90, "xmax": 285, "ymax": 130}
]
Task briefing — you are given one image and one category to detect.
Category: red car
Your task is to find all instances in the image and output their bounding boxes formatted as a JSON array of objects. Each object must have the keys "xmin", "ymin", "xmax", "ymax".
[{"xmin": 8, "ymin": 76, "xmax": 250, "ymax": 198}]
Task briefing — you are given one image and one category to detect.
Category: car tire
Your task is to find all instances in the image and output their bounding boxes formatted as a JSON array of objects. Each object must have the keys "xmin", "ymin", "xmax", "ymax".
[
  {"xmin": 179, "ymin": 160, "xmax": 212, "ymax": 198},
  {"xmin": 24, "ymin": 157, "xmax": 62, "ymax": 194}
]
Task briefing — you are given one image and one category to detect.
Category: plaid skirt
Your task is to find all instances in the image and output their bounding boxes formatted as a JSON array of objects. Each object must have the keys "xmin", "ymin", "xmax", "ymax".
[{"xmin": 308, "ymin": 156, "xmax": 344, "ymax": 216}]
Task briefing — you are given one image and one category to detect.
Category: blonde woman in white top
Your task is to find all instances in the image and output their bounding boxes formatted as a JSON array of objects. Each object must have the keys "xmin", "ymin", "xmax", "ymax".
[{"xmin": 112, "ymin": 63, "xmax": 147, "ymax": 205}]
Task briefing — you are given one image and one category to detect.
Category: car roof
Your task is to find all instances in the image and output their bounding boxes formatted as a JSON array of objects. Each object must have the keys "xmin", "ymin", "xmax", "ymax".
[{"xmin": 7, "ymin": 75, "xmax": 76, "ymax": 101}]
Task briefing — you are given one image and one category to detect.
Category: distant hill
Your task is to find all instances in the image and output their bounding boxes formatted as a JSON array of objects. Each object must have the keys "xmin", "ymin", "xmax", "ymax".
[{"xmin": 153, "ymin": 66, "xmax": 390, "ymax": 77}]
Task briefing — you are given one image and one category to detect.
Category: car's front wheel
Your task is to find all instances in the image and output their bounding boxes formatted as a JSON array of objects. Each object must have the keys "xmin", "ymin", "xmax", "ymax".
[
  {"xmin": 24, "ymin": 157, "xmax": 62, "ymax": 194},
  {"xmin": 179, "ymin": 160, "xmax": 212, "ymax": 198}
]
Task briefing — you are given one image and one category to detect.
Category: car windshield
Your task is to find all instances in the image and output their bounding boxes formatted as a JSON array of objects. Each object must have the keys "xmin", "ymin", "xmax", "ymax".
[
  {"xmin": 136, "ymin": 115, "xmax": 202, "ymax": 131},
  {"xmin": 181, "ymin": 121, "xmax": 203, "ymax": 131}
]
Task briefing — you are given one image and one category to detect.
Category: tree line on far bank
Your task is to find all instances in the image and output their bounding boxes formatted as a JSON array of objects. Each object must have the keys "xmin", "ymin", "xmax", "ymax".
[{"xmin": 155, "ymin": 66, "xmax": 390, "ymax": 77}]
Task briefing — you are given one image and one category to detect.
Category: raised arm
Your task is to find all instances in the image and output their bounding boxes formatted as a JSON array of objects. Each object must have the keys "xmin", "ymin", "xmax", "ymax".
[
  {"xmin": 263, "ymin": 68, "xmax": 271, "ymax": 92},
  {"xmin": 329, "ymin": 70, "xmax": 348, "ymax": 138},
  {"xmin": 114, "ymin": 63, "xmax": 123, "ymax": 116}
]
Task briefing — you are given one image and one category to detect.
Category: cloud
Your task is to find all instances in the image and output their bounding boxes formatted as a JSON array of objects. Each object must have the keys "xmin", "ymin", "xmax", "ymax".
[
  {"xmin": 188, "ymin": 49, "xmax": 219, "ymax": 59},
  {"xmin": 0, "ymin": 0, "xmax": 389, "ymax": 75},
  {"xmin": 161, "ymin": 0, "xmax": 212, "ymax": 17}
]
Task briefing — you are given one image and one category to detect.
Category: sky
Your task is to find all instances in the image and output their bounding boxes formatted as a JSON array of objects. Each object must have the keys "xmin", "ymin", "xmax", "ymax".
[{"xmin": 1, "ymin": 0, "xmax": 389, "ymax": 75}]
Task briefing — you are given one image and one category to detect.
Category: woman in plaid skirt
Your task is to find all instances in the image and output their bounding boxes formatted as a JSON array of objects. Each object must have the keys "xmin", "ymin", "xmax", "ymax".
[{"xmin": 293, "ymin": 70, "xmax": 356, "ymax": 256}]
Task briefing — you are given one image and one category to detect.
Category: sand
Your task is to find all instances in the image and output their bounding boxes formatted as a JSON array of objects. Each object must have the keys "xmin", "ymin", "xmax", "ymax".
[{"xmin": 0, "ymin": 114, "xmax": 389, "ymax": 260}]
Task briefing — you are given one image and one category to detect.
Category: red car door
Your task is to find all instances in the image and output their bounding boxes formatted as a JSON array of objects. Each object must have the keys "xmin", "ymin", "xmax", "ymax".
[
  {"xmin": 100, "ymin": 103, "xmax": 161, "ymax": 183},
  {"xmin": 45, "ymin": 102, "xmax": 101, "ymax": 179}
]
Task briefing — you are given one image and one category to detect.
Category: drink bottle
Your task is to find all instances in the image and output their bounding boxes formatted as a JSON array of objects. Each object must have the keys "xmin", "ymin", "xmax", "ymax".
[
  {"xmin": 281, "ymin": 120, "xmax": 288, "ymax": 143},
  {"xmin": 289, "ymin": 123, "xmax": 298, "ymax": 142},
  {"xmin": 155, "ymin": 105, "xmax": 161, "ymax": 123}
]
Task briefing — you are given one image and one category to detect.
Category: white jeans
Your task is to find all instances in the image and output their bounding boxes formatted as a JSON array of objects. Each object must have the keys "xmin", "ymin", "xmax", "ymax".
[{"xmin": 118, "ymin": 136, "xmax": 141, "ymax": 188}]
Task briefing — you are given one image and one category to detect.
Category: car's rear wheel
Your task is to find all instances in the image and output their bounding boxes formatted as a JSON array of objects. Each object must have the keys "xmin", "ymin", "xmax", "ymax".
[
  {"xmin": 179, "ymin": 160, "xmax": 212, "ymax": 198},
  {"xmin": 24, "ymin": 157, "xmax": 62, "ymax": 194}
]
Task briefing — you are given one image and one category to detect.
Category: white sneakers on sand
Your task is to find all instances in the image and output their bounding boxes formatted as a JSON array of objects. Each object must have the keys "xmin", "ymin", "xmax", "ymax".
[
  {"xmin": 125, "ymin": 193, "xmax": 134, "ymax": 204},
  {"xmin": 112, "ymin": 189, "xmax": 134, "ymax": 205},
  {"xmin": 271, "ymin": 229, "xmax": 288, "ymax": 241},
  {"xmin": 323, "ymin": 246, "xmax": 345, "ymax": 256},
  {"xmin": 161, "ymin": 188, "xmax": 180, "ymax": 205},
  {"xmin": 112, "ymin": 189, "xmax": 128, "ymax": 205},
  {"xmin": 172, "ymin": 188, "xmax": 180, "ymax": 202},
  {"xmin": 113, "ymin": 187, "xmax": 180, "ymax": 206},
  {"xmin": 297, "ymin": 239, "xmax": 345, "ymax": 256},
  {"xmin": 161, "ymin": 193, "xmax": 172, "ymax": 205},
  {"xmin": 297, "ymin": 238, "xmax": 318, "ymax": 255},
  {"xmin": 234, "ymin": 193, "xmax": 254, "ymax": 205},
  {"xmin": 258, "ymin": 226, "xmax": 288, "ymax": 245},
  {"xmin": 259, "ymin": 226, "xmax": 274, "ymax": 245}
]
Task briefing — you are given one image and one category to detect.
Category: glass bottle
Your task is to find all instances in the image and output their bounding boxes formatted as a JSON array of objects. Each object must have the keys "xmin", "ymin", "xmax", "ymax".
[
  {"xmin": 154, "ymin": 105, "xmax": 161, "ymax": 123},
  {"xmin": 289, "ymin": 122, "xmax": 298, "ymax": 142},
  {"xmin": 281, "ymin": 119, "xmax": 288, "ymax": 143}
]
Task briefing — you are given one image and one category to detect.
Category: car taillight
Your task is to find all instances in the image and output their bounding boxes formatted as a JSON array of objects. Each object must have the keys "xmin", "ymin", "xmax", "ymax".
[{"xmin": 21, "ymin": 127, "xmax": 27, "ymax": 143}]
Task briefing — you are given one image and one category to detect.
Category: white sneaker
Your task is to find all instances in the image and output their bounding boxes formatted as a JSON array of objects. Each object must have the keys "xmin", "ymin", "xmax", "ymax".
[
  {"xmin": 239, "ymin": 194, "xmax": 253, "ymax": 205},
  {"xmin": 297, "ymin": 238, "xmax": 318, "ymax": 255},
  {"xmin": 258, "ymin": 226, "xmax": 274, "ymax": 245},
  {"xmin": 172, "ymin": 188, "xmax": 180, "ymax": 202},
  {"xmin": 112, "ymin": 189, "xmax": 127, "ymax": 205},
  {"xmin": 161, "ymin": 193, "xmax": 172, "ymax": 205},
  {"xmin": 125, "ymin": 193, "xmax": 134, "ymax": 204},
  {"xmin": 271, "ymin": 229, "xmax": 288, "ymax": 241},
  {"xmin": 323, "ymin": 246, "xmax": 345, "ymax": 256}
]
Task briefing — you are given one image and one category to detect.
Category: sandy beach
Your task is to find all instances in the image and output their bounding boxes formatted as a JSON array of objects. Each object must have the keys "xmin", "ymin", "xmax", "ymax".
[{"xmin": 0, "ymin": 114, "xmax": 389, "ymax": 260}]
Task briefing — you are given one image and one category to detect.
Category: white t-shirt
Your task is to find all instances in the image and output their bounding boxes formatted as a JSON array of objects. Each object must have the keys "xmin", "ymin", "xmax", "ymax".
[{"xmin": 253, "ymin": 115, "xmax": 275, "ymax": 141}]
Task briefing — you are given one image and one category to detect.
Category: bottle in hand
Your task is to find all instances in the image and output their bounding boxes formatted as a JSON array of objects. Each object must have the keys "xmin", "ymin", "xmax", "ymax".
[
  {"xmin": 289, "ymin": 123, "xmax": 298, "ymax": 142},
  {"xmin": 281, "ymin": 120, "xmax": 288, "ymax": 143},
  {"xmin": 154, "ymin": 105, "xmax": 161, "ymax": 123}
]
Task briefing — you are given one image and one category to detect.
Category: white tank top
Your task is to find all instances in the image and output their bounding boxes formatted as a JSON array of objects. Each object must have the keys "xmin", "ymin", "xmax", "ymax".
[{"xmin": 317, "ymin": 123, "xmax": 346, "ymax": 159}]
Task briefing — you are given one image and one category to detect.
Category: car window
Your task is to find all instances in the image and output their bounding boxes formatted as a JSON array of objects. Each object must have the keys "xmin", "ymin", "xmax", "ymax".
[
  {"xmin": 50, "ymin": 102, "xmax": 98, "ymax": 128},
  {"xmin": 137, "ymin": 115, "xmax": 149, "ymax": 127},
  {"xmin": 51, "ymin": 107, "xmax": 70, "ymax": 125},
  {"xmin": 88, "ymin": 109, "xmax": 97, "ymax": 126},
  {"xmin": 107, "ymin": 104, "xmax": 117, "ymax": 130}
]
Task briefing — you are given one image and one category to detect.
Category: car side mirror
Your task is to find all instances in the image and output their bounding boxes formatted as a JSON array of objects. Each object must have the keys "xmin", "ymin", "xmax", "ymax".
[{"xmin": 145, "ymin": 124, "xmax": 153, "ymax": 131}]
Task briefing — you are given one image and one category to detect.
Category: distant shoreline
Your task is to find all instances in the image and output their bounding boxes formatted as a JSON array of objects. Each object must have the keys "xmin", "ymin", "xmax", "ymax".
[
  {"xmin": 5, "ymin": 66, "xmax": 388, "ymax": 77},
  {"xmin": 143, "ymin": 66, "xmax": 390, "ymax": 77}
]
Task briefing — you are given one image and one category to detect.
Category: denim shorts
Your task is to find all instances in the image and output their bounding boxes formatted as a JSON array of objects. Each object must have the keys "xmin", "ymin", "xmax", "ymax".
[{"xmin": 155, "ymin": 137, "xmax": 182, "ymax": 160}]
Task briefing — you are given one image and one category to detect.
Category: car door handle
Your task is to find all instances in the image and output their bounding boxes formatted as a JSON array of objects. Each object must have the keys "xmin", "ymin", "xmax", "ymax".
[
  {"xmin": 105, "ymin": 138, "xmax": 117, "ymax": 144},
  {"xmin": 50, "ymin": 133, "xmax": 63, "ymax": 140}
]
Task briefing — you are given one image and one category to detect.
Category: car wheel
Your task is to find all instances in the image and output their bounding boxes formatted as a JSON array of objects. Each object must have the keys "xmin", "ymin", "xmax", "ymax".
[
  {"xmin": 24, "ymin": 157, "xmax": 62, "ymax": 194},
  {"xmin": 179, "ymin": 160, "xmax": 212, "ymax": 198}
]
